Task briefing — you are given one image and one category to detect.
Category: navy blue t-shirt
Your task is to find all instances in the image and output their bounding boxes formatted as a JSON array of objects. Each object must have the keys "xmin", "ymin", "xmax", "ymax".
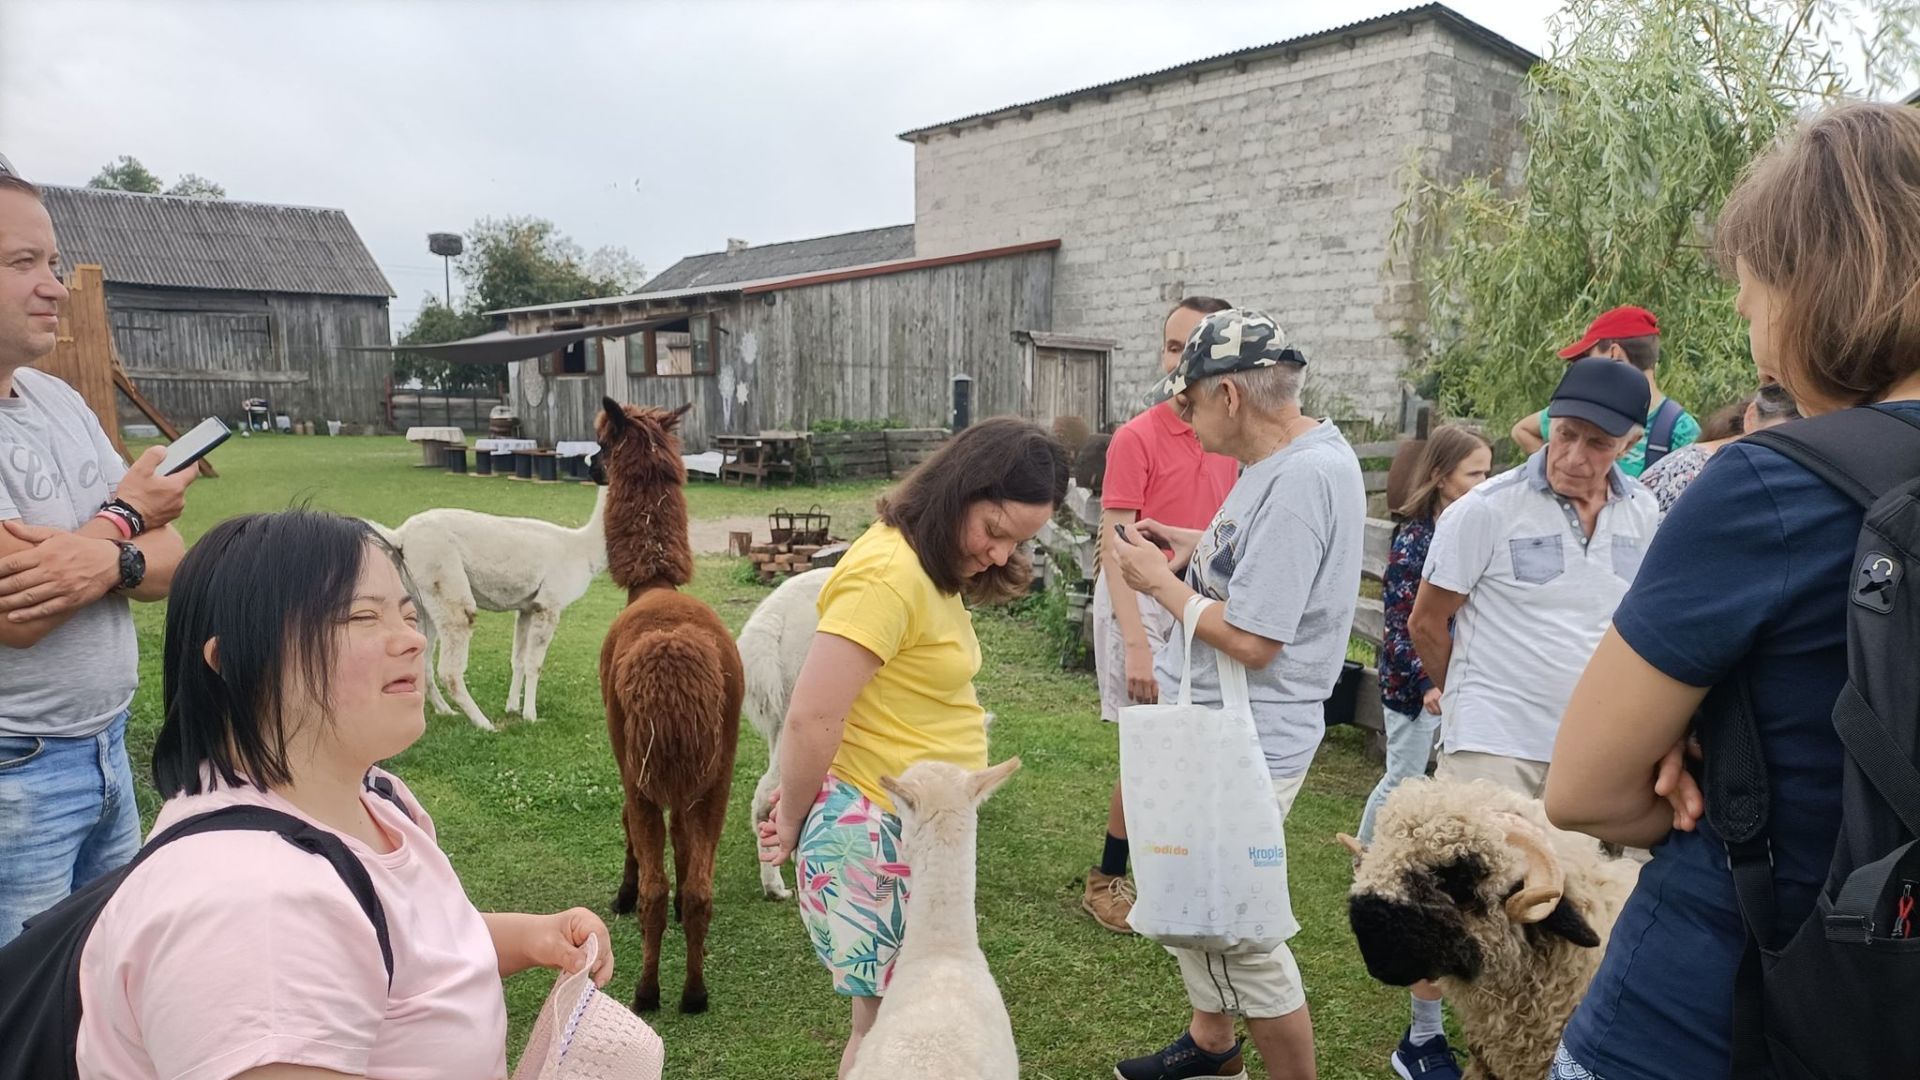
[{"xmin": 1563, "ymin": 402, "xmax": 1920, "ymax": 1079}]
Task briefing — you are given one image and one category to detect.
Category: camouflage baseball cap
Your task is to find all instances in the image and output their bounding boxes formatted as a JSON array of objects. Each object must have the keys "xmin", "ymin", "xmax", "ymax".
[{"xmin": 1146, "ymin": 308, "xmax": 1306, "ymax": 405}]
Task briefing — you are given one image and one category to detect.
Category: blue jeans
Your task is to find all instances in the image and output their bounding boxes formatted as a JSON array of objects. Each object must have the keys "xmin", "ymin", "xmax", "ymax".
[
  {"xmin": 1357, "ymin": 705, "xmax": 1441, "ymax": 844},
  {"xmin": 0, "ymin": 711, "xmax": 141, "ymax": 944}
]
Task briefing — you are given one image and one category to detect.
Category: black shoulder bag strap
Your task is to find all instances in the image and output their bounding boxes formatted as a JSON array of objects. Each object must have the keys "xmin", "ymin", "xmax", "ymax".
[
  {"xmin": 1644, "ymin": 397, "xmax": 1686, "ymax": 470},
  {"xmin": 1712, "ymin": 405, "xmax": 1920, "ymax": 1075},
  {"xmin": 136, "ymin": 806, "xmax": 396, "ymax": 983}
]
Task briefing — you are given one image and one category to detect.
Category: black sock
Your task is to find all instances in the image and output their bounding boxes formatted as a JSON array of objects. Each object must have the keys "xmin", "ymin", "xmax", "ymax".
[{"xmin": 1099, "ymin": 833, "xmax": 1129, "ymax": 877}]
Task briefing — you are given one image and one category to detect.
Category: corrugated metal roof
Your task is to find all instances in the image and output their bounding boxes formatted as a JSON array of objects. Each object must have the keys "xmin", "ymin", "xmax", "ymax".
[
  {"xmin": 898, "ymin": 4, "xmax": 1539, "ymax": 141},
  {"xmin": 488, "ymin": 238, "xmax": 1057, "ymax": 317},
  {"xmin": 639, "ymin": 224, "xmax": 915, "ymax": 293},
  {"xmin": 40, "ymin": 185, "xmax": 394, "ymax": 298}
]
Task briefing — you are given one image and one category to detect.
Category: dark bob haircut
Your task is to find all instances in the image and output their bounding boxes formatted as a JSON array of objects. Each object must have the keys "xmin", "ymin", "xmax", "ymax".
[
  {"xmin": 153, "ymin": 509, "xmax": 401, "ymax": 797},
  {"xmin": 877, "ymin": 416, "xmax": 1069, "ymax": 605}
]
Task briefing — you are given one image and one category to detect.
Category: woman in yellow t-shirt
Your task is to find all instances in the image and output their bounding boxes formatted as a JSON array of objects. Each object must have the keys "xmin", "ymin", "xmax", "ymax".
[{"xmin": 757, "ymin": 417, "xmax": 1067, "ymax": 1077}]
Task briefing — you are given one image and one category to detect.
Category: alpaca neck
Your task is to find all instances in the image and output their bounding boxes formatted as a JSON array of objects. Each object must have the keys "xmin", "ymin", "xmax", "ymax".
[
  {"xmin": 579, "ymin": 487, "xmax": 610, "ymax": 574},
  {"xmin": 898, "ymin": 825, "xmax": 980, "ymax": 953},
  {"xmin": 605, "ymin": 470, "xmax": 693, "ymax": 592}
]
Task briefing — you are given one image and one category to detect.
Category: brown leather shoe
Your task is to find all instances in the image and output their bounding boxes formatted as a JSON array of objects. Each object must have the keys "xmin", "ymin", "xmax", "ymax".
[{"xmin": 1082, "ymin": 866, "xmax": 1137, "ymax": 933}]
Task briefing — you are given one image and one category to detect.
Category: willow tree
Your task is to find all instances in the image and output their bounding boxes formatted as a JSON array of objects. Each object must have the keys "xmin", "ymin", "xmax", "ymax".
[{"xmin": 1399, "ymin": 0, "xmax": 1920, "ymax": 435}]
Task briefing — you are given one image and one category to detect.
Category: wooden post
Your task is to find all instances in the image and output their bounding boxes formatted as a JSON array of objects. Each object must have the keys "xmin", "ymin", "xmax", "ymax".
[
  {"xmin": 728, "ymin": 530, "xmax": 753, "ymax": 558},
  {"xmin": 35, "ymin": 265, "xmax": 214, "ymax": 476}
]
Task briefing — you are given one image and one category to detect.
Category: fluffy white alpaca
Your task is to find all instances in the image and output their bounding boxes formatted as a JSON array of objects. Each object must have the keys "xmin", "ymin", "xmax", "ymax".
[
  {"xmin": 737, "ymin": 567, "xmax": 995, "ymax": 900},
  {"xmin": 737, "ymin": 567, "xmax": 833, "ymax": 899},
  {"xmin": 848, "ymin": 758, "xmax": 1021, "ymax": 1080},
  {"xmin": 374, "ymin": 487, "xmax": 608, "ymax": 730}
]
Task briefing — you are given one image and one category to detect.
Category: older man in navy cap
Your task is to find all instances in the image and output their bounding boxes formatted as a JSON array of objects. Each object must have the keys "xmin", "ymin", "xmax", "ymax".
[{"xmin": 1409, "ymin": 358, "xmax": 1661, "ymax": 805}]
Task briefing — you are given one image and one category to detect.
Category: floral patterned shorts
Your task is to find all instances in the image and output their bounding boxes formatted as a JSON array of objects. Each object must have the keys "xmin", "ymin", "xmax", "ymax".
[{"xmin": 795, "ymin": 777, "xmax": 911, "ymax": 997}]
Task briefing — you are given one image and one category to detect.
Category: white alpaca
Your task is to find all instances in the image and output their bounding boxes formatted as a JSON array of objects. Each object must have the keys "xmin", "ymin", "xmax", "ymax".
[
  {"xmin": 737, "ymin": 567, "xmax": 833, "ymax": 900},
  {"xmin": 848, "ymin": 758, "xmax": 1021, "ymax": 1080},
  {"xmin": 738, "ymin": 567, "xmax": 996, "ymax": 900},
  {"xmin": 374, "ymin": 487, "xmax": 608, "ymax": 731}
]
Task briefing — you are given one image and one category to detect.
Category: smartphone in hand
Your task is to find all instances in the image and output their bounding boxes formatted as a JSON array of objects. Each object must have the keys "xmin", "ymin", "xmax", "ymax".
[{"xmin": 158, "ymin": 417, "xmax": 231, "ymax": 476}]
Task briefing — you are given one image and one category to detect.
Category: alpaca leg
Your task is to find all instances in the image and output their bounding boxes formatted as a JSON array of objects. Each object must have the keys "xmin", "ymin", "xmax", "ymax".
[
  {"xmin": 517, "ymin": 607, "xmax": 561, "ymax": 723},
  {"xmin": 435, "ymin": 609, "xmax": 495, "ymax": 731},
  {"xmin": 752, "ymin": 739, "xmax": 791, "ymax": 900},
  {"xmin": 415, "ymin": 602, "xmax": 455, "ymax": 716},
  {"xmin": 669, "ymin": 811, "xmax": 692, "ymax": 925},
  {"xmin": 675, "ymin": 782, "xmax": 730, "ymax": 1014},
  {"xmin": 506, "ymin": 611, "xmax": 530, "ymax": 716},
  {"xmin": 626, "ymin": 799, "xmax": 670, "ymax": 1013}
]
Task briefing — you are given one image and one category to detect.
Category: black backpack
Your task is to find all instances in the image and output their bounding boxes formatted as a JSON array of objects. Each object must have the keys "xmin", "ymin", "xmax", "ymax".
[
  {"xmin": 1700, "ymin": 405, "xmax": 1920, "ymax": 1079},
  {"xmin": 0, "ymin": 776, "xmax": 409, "ymax": 1080}
]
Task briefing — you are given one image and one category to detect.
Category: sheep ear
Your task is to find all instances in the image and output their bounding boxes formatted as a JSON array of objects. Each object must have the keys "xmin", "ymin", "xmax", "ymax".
[
  {"xmin": 969, "ymin": 757, "xmax": 1021, "ymax": 805},
  {"xmin": 1535, "ymin": 895, "xmax": 1601, "ymax": 948},
  {"xmin": 1494, "ymin": 811, "xmax": 1565, "ymax": 924},
  {"xmin": 879, "ymin": 773, "xmax": 915, "ymax": 812}
]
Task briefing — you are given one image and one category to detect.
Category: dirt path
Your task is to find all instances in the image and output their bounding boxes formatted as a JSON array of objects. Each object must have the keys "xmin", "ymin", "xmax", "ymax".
[{"xmin": 688, "ymin": 515, "xmax": 764, "ymax": 554}]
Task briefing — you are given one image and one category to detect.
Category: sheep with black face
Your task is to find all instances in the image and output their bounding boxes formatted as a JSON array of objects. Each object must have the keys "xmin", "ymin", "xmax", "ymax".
[{"xmin": 1341, "ymin": 779, "xmax": 1639, "ymax": 1080}]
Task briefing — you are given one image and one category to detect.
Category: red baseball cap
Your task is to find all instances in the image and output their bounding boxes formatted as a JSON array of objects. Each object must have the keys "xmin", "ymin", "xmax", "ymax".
[{"xmin": 1558, "ymin": 305, "xmax": 1660, "ymax": 360}]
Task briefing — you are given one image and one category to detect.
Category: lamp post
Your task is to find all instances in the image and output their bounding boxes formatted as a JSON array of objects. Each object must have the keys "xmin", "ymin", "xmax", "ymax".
[{"xmin": 427, "ymin": 232, "xmax": 463, "ymax": 307}]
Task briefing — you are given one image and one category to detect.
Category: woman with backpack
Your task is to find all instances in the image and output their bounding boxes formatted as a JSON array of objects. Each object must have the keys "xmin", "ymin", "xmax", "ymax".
[
  {"xmin": 1545, "ymin": 101, "xmax": 1920, "ymax": 1079},
  {"xmin": 72, "ymin": 510, "xmax": 613, "ymax": 1078}
]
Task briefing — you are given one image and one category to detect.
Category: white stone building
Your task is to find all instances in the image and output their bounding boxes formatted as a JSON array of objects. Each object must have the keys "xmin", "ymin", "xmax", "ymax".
[{"xmin": 902, "ymin": 3, "xmax": 1534, "ymax": 423}]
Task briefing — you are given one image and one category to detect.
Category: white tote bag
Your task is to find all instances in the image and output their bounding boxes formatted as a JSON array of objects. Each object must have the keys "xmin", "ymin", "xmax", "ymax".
[{"xmin": 1120, "ymin": 594, "xmax": 1297, "ymax": 954}]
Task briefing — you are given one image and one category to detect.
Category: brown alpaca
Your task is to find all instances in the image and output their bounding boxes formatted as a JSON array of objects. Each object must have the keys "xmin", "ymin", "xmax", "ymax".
[{"xmin": 595, "ymin": 397, "xmax": 744, "ymax": 1014}]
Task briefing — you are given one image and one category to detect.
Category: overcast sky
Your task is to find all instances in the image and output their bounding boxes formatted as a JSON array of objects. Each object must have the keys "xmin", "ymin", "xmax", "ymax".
[{"xmin": 1, "ymin": 0, "xmax": 1564, "ymax": 334}]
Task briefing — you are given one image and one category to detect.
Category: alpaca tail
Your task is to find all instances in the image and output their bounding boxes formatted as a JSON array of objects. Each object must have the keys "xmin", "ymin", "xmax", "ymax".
[{"xmin": 610, "ymin": 628, "xmax": 733, "ymax": 802}]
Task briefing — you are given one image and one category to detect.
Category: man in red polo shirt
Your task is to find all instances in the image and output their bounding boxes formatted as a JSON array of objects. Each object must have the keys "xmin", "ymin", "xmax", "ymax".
[{"xmin": 1083, "ymin": 296, "xmax": 1241, "ymax": 933}]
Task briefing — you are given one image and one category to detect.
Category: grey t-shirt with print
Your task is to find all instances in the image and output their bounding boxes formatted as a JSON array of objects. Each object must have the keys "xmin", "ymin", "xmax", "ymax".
[
  {"xmin": 0, "ymin": 367, "xmax": 136, "ymax": 737},
  {"xmin": 1154, "ymin": 420, "xmax": 1366, "ymax": 777}
]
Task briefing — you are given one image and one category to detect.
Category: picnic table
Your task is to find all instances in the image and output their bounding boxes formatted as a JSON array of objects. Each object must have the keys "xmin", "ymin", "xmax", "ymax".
[
  {"xmin": 716, "ymin": 431, "xmax": 807, "ymax": 488},
  {"xmin": 555, "ymin": 440, "xmax": 600, "ymax": 481},
  {"xmin": 406, "ymin": 426, "xmax": 466, "ymax": 468}
]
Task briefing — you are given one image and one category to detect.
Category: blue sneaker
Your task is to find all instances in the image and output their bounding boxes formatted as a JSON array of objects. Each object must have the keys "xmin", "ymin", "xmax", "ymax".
[
  {"xmin": 1392, "ymin": 1027, "xmax": 1464, "ymax": 1079},
  {"xmin": 1114, "ymin": 1032, "xmax": 1248, "ymax": 1080}
]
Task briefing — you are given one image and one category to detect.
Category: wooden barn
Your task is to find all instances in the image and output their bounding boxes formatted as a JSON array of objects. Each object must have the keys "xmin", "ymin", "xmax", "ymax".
[
  {"xmin": 39, "ymin": 185, "xmax": 395, "ymax": 432},
  {"xmin": 485, "ymin": 227, "xmax": 1093, "ymax": 450}
]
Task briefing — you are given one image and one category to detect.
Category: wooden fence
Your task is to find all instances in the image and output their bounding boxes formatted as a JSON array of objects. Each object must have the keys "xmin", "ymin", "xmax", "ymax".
[
  {"xmin": 806, "ymin": 428, "xmax": 949, "ymax": 481},
  {"xmin": 389, "ymin": 390, "xmax": 505, "ymax": 434}
]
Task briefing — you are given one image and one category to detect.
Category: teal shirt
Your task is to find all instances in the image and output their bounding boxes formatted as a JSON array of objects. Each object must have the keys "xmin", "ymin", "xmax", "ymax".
[{"xmin": 1540, "ymin": 398, "xmax": 1700, "ymax": 479}]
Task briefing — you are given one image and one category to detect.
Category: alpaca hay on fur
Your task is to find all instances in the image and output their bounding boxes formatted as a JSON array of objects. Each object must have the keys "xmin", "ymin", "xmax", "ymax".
[
  {"xmin": 596, "ymin": 397, "xmax": 744, "ymax": 1015},
  {"xmin": 1342, "ymin": 778, "xmax": 1640, "ymax": 1080}
]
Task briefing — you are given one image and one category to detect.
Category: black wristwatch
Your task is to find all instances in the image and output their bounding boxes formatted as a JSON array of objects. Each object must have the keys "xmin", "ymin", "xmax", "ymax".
[{"xmin": 112, "ymin": 541, "xmax": 146, "ymax": 592}]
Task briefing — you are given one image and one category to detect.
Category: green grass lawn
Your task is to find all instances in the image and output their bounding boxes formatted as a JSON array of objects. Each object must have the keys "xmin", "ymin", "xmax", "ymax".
[{"xmin": 122, "ymin": 435, "xmax": 1408, "ymax": 1079}]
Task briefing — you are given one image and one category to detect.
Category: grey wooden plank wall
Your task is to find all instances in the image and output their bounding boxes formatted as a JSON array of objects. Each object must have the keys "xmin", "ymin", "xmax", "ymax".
[
  {"xmin": 733, "ymin": 250, "xmax": 1053, "ymax": 432},
  {"xmin": 106, "ymin": 285, "xmax": 392, "ymax": 429}
]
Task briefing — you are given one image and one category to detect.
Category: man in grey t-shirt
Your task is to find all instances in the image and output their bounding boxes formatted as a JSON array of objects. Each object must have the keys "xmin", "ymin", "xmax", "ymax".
[
  {"xmin": 1111, "ymin": 308, "xmax": 1364, "ymax": 1080},
  {"xmin": 0, "ymin": 170, "xmax": 196, "ymax": 942}
]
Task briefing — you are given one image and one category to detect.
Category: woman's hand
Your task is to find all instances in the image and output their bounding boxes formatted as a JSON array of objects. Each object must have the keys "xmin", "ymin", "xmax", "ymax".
[
  {"xmin": 530, "ymin": 908, "xmax": 614, "ymax": 986},
  {"xmin": 1653, "ymin": 734, "xmax": 1704, "ymax": 832},
  {"xmin": 757, "ymin": 790, "xmax": 802, "ymax": 867},
  {"xmin": 1131, "ymin": 518, "xmax": 1201, "ymax": 573},
  {"xmin": 1114, "ymin": 525, "xmax": 1180, "ymax": 595},
  {"xmin": 488, "ymin": 909, "xmax": 614, "ymax": 986}
]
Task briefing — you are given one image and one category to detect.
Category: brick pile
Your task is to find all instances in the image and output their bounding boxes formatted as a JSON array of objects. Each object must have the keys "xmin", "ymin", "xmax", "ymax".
[{"xmin": 749, "ymin": 541, "xmax": 846, "ymax": 583}]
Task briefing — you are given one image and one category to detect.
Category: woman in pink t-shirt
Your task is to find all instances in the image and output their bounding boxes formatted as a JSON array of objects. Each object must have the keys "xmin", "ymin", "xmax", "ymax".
[{"xmin": 76, "ymin": 509, "xmax": 614, "ymax": 1080}]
